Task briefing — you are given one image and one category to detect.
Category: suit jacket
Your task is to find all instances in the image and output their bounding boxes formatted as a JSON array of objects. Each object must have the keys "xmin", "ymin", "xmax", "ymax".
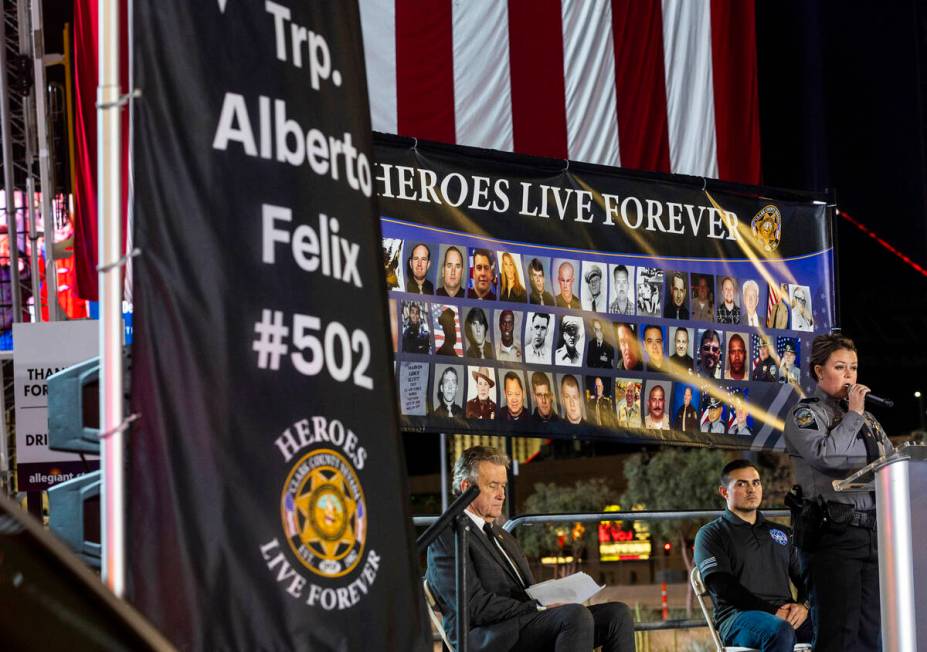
[
  {"xmin": 426, "ymin": 520, "xmax": 538, "ymax": 652},
  {"xmin": 586, "ymin": 339, "xmax": 615, "ymax": 368}
]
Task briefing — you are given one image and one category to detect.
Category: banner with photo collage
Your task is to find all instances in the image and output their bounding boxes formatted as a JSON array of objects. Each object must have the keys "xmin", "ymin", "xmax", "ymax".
[{"xmin": 376, "ymin": 136, "xmax": 835, "ymax": 450}]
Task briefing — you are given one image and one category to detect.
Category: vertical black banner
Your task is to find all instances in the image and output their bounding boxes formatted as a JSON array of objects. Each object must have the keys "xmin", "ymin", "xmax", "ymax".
[{"xmin": 128, "ymin": 2, "xmax": 427, "ymax": 650}]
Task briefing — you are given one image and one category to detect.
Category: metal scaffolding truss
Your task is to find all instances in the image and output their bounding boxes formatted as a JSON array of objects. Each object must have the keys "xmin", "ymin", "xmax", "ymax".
[{"xmin": 0, "ymin": 0, "xmax": 64, "ymax": 492}]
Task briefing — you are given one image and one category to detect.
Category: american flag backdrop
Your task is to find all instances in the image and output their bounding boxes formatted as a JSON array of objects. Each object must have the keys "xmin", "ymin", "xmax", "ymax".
[
  {"xmin": 750, "ymin": 332, "xmax": 765, "ymax": 370},
  {"xmin": 359, "ymin": 0, "xmax": 760, "ymax": 183}
]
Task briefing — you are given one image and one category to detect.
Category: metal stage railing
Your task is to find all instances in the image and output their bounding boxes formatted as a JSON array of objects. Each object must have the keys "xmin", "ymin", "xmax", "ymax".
[
  {"xmin": 413, "ymin": 508, "xmax": 792, "ymax": 636},
  {"xmin": 413, "ymin": 508, "xmax": 790, "ymax": 529}
]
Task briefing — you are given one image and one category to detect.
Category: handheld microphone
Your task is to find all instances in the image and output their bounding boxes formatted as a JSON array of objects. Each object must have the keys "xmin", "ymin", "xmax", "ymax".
[
  {"xmin": 844, "ymin": 384, "xmax": 894, "ymax": 408},
  {"xmin": 865, "ymin": 393, "xmax": 894, "ymax": 409}
]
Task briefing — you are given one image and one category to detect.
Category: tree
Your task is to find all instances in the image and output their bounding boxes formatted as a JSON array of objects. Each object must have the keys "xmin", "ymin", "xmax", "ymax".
[
  {"xmin": 517, "ymin": 478, "xmax": 616, "ymax": 578},
  {"xmin": 621, "ymin": 447, "xmax": 728, "ymax": 615}
]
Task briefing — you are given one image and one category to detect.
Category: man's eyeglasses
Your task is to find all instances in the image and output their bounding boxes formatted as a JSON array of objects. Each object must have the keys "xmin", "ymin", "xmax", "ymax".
[{"xmin": 701, "ymin": 344, "xmax": 721, "ymax": 354}]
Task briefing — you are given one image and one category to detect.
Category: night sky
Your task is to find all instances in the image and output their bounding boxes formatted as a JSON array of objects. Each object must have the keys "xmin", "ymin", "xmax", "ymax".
[{"xmin": 757, "ymin": 0, "xmax": 927, "ymax": 437}]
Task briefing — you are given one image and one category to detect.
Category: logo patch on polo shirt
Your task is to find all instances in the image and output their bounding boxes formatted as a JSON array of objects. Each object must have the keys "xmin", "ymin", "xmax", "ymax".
[{"xmin": 769, "ymin": 528, "xmax": 788, "ymax": 545}]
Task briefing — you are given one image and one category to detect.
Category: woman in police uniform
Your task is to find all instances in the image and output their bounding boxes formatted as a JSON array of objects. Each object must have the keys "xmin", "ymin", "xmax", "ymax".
[{"xmin": 783, "ymin": 333, "xmax": 892, "ymax": 652}]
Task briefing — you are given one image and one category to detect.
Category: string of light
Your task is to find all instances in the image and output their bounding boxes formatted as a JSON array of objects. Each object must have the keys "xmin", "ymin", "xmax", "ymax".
[{"xmin": 837, "ymin": 209, "xmax": 927, "ymax": 278}]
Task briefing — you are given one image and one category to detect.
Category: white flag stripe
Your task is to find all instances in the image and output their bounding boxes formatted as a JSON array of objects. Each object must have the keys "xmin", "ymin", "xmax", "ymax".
[
  {"xmin": 561, "ymin": 0, "xmax": 620, "ymax": 167},
  {"xmin": 661, "ymin": 0, "xmax": 718, "ymax": 178},
  {"xmin": 359, "ymin": 2, "xmax": 756, "ymax": 182},
  {"xmin": 359, "ymin": 0, "xmax": 397, "ymax": 134},
  {"xmin": 452, "ymin": 1, "xmax": 513, "ymax": 151}
]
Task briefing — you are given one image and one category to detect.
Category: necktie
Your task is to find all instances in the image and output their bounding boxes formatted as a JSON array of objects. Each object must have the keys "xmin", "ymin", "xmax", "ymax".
[
  {"xmin": 592, "ymin": 298, "xmax": 597, "ymax": 311},
  {"xmin": 483, "ymin": 523, "xmax": 526, "ymax": 587}
]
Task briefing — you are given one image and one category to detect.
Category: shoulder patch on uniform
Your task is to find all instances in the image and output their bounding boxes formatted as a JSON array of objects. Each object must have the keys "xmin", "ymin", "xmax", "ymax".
[
  {"xmin": 798, "ymin": 397, "xmax": 819, "ymax": 404},
  {"xmin": 768, "ymin": 528, "xmax": 789, "ymax": 546},
  {"xmin": 794, "ymin": 407, "xmax": 818, "ymax": 430}
]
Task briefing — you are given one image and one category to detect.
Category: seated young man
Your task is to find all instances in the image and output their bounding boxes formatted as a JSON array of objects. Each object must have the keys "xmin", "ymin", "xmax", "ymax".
[{"xmin": 694, "ymin": 460, "xmax": 812, "ymax": 652}]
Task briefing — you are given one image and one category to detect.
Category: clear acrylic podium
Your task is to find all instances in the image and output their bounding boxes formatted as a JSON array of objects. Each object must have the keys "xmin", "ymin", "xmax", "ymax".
[{"xmin": 833, "ymin": 442, "xmax": 927, "ymax": 652}]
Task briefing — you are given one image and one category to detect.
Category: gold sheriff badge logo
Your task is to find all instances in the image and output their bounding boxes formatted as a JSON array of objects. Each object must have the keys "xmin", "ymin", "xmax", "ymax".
[{"xmin": 281, "ymin": 448, "xmax": 367, "ymax": 578}]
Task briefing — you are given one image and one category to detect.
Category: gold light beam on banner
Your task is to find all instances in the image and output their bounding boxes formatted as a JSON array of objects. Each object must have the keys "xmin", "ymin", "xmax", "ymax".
[
  {"xmin": 576, "ymin": 176, "xmax": 661, "ymax": 259},
  {"xmin": 655, "ymin": 357, "xmax": 788, "ymax": 432},
  {"xmin": 701, "ymin": 190, "xmax": 805, "ymax": 401},
  {"xmin": 702, "ymin": 190, "xmax": 798, "ymax": 292}
]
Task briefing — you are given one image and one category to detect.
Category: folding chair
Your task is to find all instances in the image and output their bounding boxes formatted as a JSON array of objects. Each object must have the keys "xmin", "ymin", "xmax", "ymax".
[
  {"xmin": 691, "ymin": 566, "xmax": 758, "ymax": 652},
  {"xmin": 423, "ymin": 578, "xmax": 453, "ymax": 651},
  {"xmin": 690, "ymin": 567, "xmax": 811, "ymax": 652}
]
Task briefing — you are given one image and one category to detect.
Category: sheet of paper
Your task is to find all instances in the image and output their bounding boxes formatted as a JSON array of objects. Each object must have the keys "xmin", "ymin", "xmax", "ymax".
[{"xmin": 525, "ymin": 572, "xmax": 604, "ymax": 606}]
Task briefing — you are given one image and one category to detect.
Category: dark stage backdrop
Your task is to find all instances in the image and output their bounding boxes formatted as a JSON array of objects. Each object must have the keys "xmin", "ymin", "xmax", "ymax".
[
  {"xmin": 128, "ymin": 2, "xmax": 426, "ymax": 650},
  {"xmin": 377, "ymin": 136, "xmax": 834, "ymax": 450}
]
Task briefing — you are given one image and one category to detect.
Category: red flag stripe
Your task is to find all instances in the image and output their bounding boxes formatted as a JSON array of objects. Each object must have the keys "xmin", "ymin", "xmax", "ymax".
[
  {"xmin": 507, "ymin": 0, "xmax": 569, "ymax": 160},
  {"xmin": 610, "ymin": 0, "xmax": 671, "ymax": 173},
  {"xmin": 395, "ymin": 0, "xmax": 455, "ymax": 144},
  {"xmin": 710, "ymin": 0, "xmax": 761, "ymax": 184}
]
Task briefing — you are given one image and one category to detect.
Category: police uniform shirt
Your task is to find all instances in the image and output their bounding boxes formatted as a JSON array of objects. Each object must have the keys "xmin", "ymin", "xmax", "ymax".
[
  {"xmin": 752, "ymin": 358, "xmax": 777, "ymax": 382},
  {"xmin": 500, "ymin": 406, "xmax": 529, "ymax": 421},
  {"xmin": 617, "ymin": 403, "xmax": 641, "ymax": 428},
  {"xmin": 587, "ymin": 396, "xmax": 615, "ymax": 427},
  {"xmin": 529, "ymin": 289, "xmax": 555, "ymax": 306},
  {"xmin": 467, "ymin": 288, "xmax": 497, "ymax": 301},
  {"xmin": 669, "ymin": 353, "xmax": 694, "ymax": 373},
  {"xmin": 784, "ymin": 386, "xmax": 893, "ymax": 511},
  {"xmin": 793, "ymin": 309, "xmax": 813, "ymax": 331},
  {"xmin": 554, "ymin": 345, "xmax": 582, "ymax": 366},
  {"xmin": 555, "ymin": 294, "xmax": 581, "ymax": 309},
  {"xmin": 692, "ymin": 300, "xmax": 713, "ymax": 322},
  {"xmin": 694, "ymin": 510, "xmax": 804, "ymax": 637},
  {"xmin": 778, "ymin": 364, "xmax": 799, "ymax": 384},
  {"xmin": 644, "ymin": 413, "xmax": 670, "ymax": 430},
  {"xmin": 496, "ymin": 343, "xmax": 522, "ymax": 362},
  {"xmin": 466, "ymin": 397, "xmax": 497, "ymax": 420},
  {"xmin": 673, "ymin": 404, "xmax": 699, "ymax": 432},
  {"xmin": 532, "ymin": 407, "xmax": 559, "ymax": 423},
  {"xmin": 728, "ymin": 422, "xmax": 752, "ymax": 436},
  {"xmin": 525, "ymin": 344, "xmax": 550, "ymax": 365},
  {"xmin": 582, "ymin": 291, "xmax": 605, "ymax": 313},
  {"xmin": 402, "ymin": 326, "xmax": 430, "ymax": 354},
  {"xmin": 405, "ymin": 278, "xmax": 434, "ymax": 295}
]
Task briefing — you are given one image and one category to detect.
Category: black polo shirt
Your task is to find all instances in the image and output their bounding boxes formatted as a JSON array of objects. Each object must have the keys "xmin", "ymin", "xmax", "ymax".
[{"xmin": 693, "ymin": 510, "xmax": 802, "ymax": 633}]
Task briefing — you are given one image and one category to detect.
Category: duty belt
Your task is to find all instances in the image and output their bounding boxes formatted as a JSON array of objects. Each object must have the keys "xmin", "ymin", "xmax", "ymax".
[{"xmin": 849, "ymin": 510, "xmax": 877, "ymax": 530}]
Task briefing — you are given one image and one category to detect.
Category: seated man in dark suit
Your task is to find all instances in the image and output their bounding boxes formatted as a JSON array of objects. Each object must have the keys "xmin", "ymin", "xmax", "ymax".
[{"xmin": 427, "ymin": 446, "xmax": 635, "ymax": 652}]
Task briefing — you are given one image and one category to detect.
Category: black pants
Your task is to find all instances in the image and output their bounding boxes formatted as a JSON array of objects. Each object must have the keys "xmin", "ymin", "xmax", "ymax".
[
  {"xmin": 512, "ymin": 602, "xmax": 635, "ymax": 652},
  {"xmin": 799, "ymin": 525, "xmax": 881, "ymax": 652}
]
